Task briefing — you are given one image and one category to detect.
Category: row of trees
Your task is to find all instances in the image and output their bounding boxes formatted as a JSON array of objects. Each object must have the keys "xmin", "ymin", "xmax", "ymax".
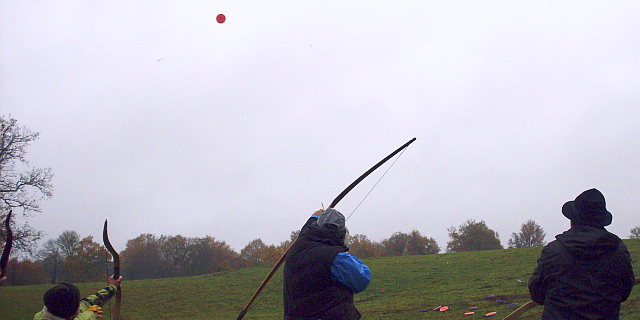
[
  {"xmin": 2, "ymin": 231, "xmax": 106, "ymax": 286},
  {"xmin": 447, "ymin": 219, "xmax": 546, "ymax": 252},
  {"xmin": 4, "ymin": 209, "xmax": 640, "ymax": 287},
  {"xmin": 2, "ymin": 218, "xmax": 546, "ymax": 286},
  {"xmin": 2, "ymin": 229, "xmax": 439, "ymax": 285}
]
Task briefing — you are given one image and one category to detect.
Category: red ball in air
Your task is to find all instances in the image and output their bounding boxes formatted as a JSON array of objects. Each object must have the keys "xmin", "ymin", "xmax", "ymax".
[{"xmin": 217, "ymin": 14, "xmax": 226, "ymax": 24}]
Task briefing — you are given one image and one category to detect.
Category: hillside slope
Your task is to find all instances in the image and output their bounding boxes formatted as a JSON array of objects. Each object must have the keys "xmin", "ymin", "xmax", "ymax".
[{"xmin": 1, "ymin": 239, "xmax": 638, "ymax": 319}]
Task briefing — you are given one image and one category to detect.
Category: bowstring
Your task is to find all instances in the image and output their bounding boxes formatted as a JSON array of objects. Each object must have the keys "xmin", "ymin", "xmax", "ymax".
[
  {"xmin": 244, "ymin": 143, "xmax": 411, "ymax": 316},
  {"xmin": 346, "ymin": 145, "xmax": 410, "ymax": 221}
]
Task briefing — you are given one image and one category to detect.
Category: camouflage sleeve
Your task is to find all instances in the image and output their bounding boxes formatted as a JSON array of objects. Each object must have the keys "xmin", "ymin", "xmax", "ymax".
[{"xmin": 79, "ymin": 284, "xmax": 118, "ymax": 311}]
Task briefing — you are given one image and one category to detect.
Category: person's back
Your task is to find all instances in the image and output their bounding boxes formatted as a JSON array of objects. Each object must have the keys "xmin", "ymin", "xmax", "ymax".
[
  {"xmin": 283, "ymin": 209, "xmax": 370, "ymax": 320},
  {"xmin": 528, "ymin": 189, "xmax": 634, "ymax": 320},
  {"xmin": 284, "ymin": 227, "xmax": 358, "ymax": 319}
]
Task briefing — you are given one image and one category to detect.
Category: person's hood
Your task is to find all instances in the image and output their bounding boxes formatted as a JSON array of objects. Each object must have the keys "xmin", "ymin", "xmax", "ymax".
[
  {"xmin": 556, "ymin": 225, "xmax": 621, "ymax": 259},
  {"xmin": 300, "ymin": 223, "xmax": 348, "ymax": 249}
]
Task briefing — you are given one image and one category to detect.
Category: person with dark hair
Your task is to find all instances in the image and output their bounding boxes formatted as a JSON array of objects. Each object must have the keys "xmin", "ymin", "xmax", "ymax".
[
  {"xmin": 33, "ymin": 275, "xmax": 121, "ymax": 320},
  {"xmin": 283, "ymin": 208, "xmax": 371, "ymax": 320},
  {"xmin": 528, "ymin": 188, "xmax": 635, "ymax": 319}
]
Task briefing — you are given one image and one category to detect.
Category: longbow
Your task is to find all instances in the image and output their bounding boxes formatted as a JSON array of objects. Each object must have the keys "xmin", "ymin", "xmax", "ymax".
[
  {"xmin": 236, "ymin": 138, "xmax": 416, "ymax": 320},
  {"xmin": 0, "ymin": 210, "xmax": 12, "ymax": 281},
  {"xmin": 103, "ymin": 219, "xmax": 122, "ymax": 320}
]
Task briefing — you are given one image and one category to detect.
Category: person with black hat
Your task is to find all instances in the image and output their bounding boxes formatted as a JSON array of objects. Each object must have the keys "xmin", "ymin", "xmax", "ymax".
[
  {"xmin": 283, "ymin": 208, "xmax": 371, "ymax": 319},
  {"xmin": 33, "ymin": 275, "xmax": 121, "ymax": 320},
  {"xmin": 528, "ymin": 188, "xmax": 635, "ymax": 319}
]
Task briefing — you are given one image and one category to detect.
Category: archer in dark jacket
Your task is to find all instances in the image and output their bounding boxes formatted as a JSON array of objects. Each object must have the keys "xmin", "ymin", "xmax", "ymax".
[
  {"xmin": 528, "ymin": 188, "xmax": 634, "ymax": 320},
  {"xmin": 283, "ymin": 208, "xmax": 371, "ymax": 320}
]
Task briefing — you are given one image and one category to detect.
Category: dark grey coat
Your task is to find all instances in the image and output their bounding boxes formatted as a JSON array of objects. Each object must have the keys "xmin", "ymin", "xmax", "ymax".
[{"xmin": 528, "ymin": 225, "xmax": 634, "ymax": 319}]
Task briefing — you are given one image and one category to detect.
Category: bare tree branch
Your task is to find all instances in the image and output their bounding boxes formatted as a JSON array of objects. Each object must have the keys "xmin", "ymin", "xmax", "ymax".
[{"xmin": 0, "ymin": 115, "xmax": 52, "ymax": 256}]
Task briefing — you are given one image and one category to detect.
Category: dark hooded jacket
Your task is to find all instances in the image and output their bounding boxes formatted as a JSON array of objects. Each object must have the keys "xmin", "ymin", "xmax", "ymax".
[
  {"xmin": 283, "ymin": 217, "xmax": 360, "ymax": 320},
  {"xmin": 528, "ymin": 225, "xmax": 634, "ymax": 319}
]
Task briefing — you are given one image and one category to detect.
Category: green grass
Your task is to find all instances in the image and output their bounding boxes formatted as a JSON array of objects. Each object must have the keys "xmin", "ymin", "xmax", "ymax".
[{"xmin": 1, "ymin": 239, "xmax": 638, "ymax": 319}]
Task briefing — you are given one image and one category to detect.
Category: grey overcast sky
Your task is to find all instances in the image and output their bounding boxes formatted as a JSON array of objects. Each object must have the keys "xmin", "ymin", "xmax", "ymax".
[{"xmin": 2, "ymin": 1, "xmax": 639, "ymax": 253}]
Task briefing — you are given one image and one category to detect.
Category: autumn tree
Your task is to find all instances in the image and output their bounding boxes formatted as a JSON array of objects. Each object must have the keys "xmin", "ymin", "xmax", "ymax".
[
  {"xmin": 241, "ymin": 239, "xmax": 267, "ymax": 265},
  {"xmin": 63, "ymin": 236, "xmax": 107, "ymax": 283},
  {"xmin": 122, "ymin": 234, "xmax": 243, "ymax": 280},
  {"xmin": 346, "ymin": 234, "xmax": 379, "ymax": 258},
  {"xmin": 1, "ymin": 115, "xmax": 53, "ymax": 254},
  {"xmin": 276, "ymin": 230, "xmax": 300, "ymax": 253},
  {"xmin": 159, "ymin": 235, "xmax": 189, "ymax": 276},
  {"xmin": 258, "ymin": 243, "xmax": 281, "ymax": 264},
  {"xmin": 630, "ymin": 226, "xmax": 640, "ymax": 239},
  {"xmin": 380, "ymin": 231, "xmax": 409, "ymax": 256},
  {"xmin": 508, "ymin": 220, "xmax": 546, "ymax": 248},
  {"xmin": 405, "ymin": 230, "xmax": 440, "ymax": 255},
  {"xmin": 380, "ymin": 230, "xmax": 440, "ymax": 256},
  {"xmin": 37, "ymin": 231, "xmax": 105, "ymax": 283},
  {"xmin": 447, "ymin": 220, "xmax": 503, "ymax": 252},
  {"xmin": 183, "ymin": 236, "xmax": 238, "ymax": 275},
  {"xmin": 1, "ymin": 258, "xmax": 46, "ymax": 285},
  {"xmin": 121, "ymin": 234, "xmax": 166, "ymax": 280},
  {"xmin": 240, "ymin": 238, "xmax": 280, "ymax": 265}
]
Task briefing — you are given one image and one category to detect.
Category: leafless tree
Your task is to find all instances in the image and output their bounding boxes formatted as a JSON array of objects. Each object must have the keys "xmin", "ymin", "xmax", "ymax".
[
  {"xmin": 38, "ymin": 239, "xmax": 64, "ymax": 283},
  {"xmin": 1, "ymin": 115, "xmax": 53, "ymax": 255},
  {"xmin": 630, "ymin": 226, "xmax": 640, "ymax": 239},
  {"xmin": 56, "ymin": 230, "xmax": 81, "ymax": 258}
]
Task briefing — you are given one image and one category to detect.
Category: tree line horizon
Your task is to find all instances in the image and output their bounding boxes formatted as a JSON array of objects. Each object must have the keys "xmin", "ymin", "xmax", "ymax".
[{"xmin": 1, "ymin": 218, "xmax": 559, "ymax": 286}]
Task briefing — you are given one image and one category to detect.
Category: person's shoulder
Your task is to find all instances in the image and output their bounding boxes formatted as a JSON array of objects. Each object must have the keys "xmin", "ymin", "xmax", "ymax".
[
  {"xmin": 540, "ymin": 239, "xmax": 563, "ymax": 254},
  {"xmin": 335, "ymin": 251, "xmax": 356, "ymax": 259},
  {"xmin": 615, "ymin": 240, "xmax": 631, "ymax": 255},
  {"xmin": 33, "ymin": 307, "xmax": 53, "ymax": 320},
  {"xmin": 32, "ymin": 310, "xmax": 44, "ymax": 320},
  {"xmin": 543, "ymin": 238, "xmax": 560, "ymax": 248}
]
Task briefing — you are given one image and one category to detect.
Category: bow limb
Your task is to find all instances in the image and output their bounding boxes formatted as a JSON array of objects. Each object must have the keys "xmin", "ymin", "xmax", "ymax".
[
  {"xmin": 501, "ymin": 301, "xmax": 538, "ymax": 320},
  {"xmin": 329, "ymin": 137, "xmax": 416, "ymax": 208},
  {"xmin": 236, "ymin": 138, "xmax": 416, "ymax": 320},
  {"xmin": 103, "ymin": 219, "xmax": 121, "ymax": 320},
  {"xmin": 0, "ymin": 210, "xmax": 13, "ymax": 280}
]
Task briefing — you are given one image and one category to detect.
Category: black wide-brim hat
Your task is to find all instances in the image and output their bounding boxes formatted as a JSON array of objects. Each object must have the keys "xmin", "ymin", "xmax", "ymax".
[{"xmin": 562, "ymin": 188, "xmax": 612, "ymax": 227}]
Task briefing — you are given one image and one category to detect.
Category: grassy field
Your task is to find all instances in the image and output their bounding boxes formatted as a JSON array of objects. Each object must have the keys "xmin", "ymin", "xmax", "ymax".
[{"xmin": 1, "ymin": 239, "xmax": 638, "ymax": 319}]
